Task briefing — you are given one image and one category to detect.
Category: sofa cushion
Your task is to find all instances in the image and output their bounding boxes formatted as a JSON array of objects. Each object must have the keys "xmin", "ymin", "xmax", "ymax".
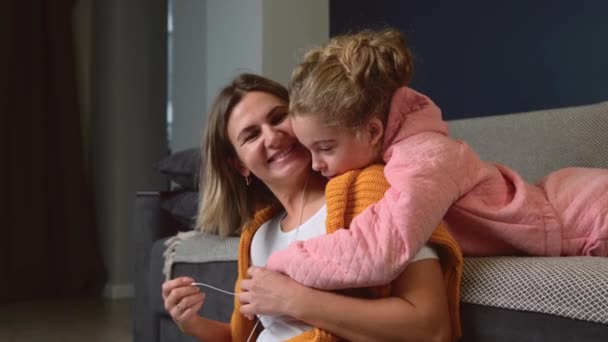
[
  {"xmin": 161, "ymin": 231, "xmax": 608, "ymax": 325},
  {"xmin": 160, "ymin": 190, "xmax": 199, "ymax": 228},
  {"xmin": 149, "ymin": 237, "xmax": 237, "ymax": 322},
  {"xmin": 157, "ymin": 148, "xmax": 201, "ymax": 190},
  {"xmin": 162, "ymin": 231, "xmax": 240, "ymax": 279},
  {"xmin": 448, "ymin": 101, "xmax": 608, "ymax": 182}
]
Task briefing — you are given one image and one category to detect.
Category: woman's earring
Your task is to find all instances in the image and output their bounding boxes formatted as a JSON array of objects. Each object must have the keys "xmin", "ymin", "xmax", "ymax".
[{"xmin": 245, "ymin": 174, "xmax": 252, "ymax": 186}]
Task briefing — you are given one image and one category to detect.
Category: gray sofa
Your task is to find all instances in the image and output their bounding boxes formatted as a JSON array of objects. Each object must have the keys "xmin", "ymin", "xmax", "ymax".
[{"xmin": 134, "ymin": 101, "xmax": 608, "ymax": 342}]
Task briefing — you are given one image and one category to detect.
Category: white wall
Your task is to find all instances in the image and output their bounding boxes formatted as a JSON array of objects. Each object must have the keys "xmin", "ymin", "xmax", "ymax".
[
  {"xmin": 205, "ymin": 0, "xmax": 264, "ymax": 123},
  {"xmin": 170, "ymin": 0, "xmax": 207, "ymax": 153},
  {"xmin": 262, "ymin": 0, "xmax": 329, "ymax": 86},
  {"xmin": 170, "ymin": 0, "xmax": 329, "ymax": 152}
]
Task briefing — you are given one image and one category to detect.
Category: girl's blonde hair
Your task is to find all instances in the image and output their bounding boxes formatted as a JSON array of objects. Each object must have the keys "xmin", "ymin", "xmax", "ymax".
[
  {"xmin": 289, "ymin": 28, "xmax": 414, "ymax": 128},
  {"xmin": 196, "ymin": 74, "xmax": 286, "ymax": 237}
]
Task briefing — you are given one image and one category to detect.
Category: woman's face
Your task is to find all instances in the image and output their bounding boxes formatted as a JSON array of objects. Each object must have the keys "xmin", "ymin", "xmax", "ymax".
[{"xmin": 226, "ymin": 91, "xmax": 311, "ymax": 187}]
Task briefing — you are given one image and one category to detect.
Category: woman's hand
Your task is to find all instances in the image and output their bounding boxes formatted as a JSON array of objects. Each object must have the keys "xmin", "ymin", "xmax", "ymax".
[
  {"xmin": 238, "ymin": 266, "xmax": 305, "ymax": 318},
  {"xmin": 162, "ymin": 277, "xmax": 206, "ymax": 333}
]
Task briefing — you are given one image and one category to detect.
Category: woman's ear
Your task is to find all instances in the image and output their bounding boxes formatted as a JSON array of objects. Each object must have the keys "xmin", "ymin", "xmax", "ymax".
[
  {"xmin": 229, "ymin": 158, "xmax": 250, "ymax": 177},
  {"xmin": 367, "ymin": 117, "xmax": 384, "ymax": 147}
]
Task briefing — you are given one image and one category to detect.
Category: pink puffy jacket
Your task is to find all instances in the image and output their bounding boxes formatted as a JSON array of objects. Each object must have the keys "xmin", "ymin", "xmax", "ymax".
[{"xmin": 266, "ymin": 87, "xmax": 608, "ymax": 290}]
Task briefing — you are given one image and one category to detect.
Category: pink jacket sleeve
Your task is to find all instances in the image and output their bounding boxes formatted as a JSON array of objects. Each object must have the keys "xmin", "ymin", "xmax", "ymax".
[{"xmin": 266, "ymin": 132, "xmax": 486, "ymax": 289}]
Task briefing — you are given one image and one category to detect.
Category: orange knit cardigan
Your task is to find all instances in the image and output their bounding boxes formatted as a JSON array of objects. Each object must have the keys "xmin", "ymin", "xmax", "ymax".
[{"xmin": 231, "ymin": 165, "xmax": 463, "ymax": 341}]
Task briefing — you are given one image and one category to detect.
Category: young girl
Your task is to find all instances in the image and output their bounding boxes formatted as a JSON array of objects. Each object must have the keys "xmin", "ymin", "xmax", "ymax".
[
  {"xmin": 266, "ymin": 28, "xmax": 608, "ymax": 290},
  {"xmin": 281, "ymin": 99, "xmax": 464, "ymax": 339}
]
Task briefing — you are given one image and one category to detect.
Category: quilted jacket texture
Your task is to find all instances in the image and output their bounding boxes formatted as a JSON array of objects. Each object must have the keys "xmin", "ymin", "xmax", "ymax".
[{"xmin": 267, "ymin": 87, "xmax": 608, "ymax": 290}]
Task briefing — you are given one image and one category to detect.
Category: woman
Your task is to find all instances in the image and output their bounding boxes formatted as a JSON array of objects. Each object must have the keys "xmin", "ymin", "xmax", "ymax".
[{"xmin": 162, "ymin": 74, "xmax": 456, "ymax": 341}]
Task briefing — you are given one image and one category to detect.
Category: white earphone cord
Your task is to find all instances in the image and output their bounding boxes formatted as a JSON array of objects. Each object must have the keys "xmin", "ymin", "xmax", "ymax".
[
  {"xmin": 191, "ymin": 282, "xmax": 235, "ymax": 296},
  {"xmin": 191, "ymin": 282, "xmax": 259, "ymax": 342}
]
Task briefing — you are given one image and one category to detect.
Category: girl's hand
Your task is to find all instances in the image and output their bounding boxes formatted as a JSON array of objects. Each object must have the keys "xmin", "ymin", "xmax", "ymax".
[
  {"xmin": 162, "ymin": 277, "xmax": 206, "ymax": 332},
  {"xmin": 238, "ymin": 266, "xmax": 305, "ymax": 318}
]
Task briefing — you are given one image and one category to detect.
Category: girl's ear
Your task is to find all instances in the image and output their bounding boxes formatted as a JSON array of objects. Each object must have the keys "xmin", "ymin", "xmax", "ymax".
[
  {"xmin": 367, "ymin": 117, "xmax": 384, "ymax": 147},
  {"xmin": 229, "ymin": 158, "xmax": 250, "ymax": 177}
]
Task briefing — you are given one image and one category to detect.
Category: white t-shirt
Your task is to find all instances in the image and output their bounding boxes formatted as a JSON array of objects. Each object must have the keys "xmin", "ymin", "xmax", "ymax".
[{"xmin": 250, "ymin": 205, "xmax": 438, "ymax": 342}]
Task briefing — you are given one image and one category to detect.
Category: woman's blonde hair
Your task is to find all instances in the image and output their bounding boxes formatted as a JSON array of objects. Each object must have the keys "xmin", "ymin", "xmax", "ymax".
[
  {"xmin": 196, "ymin": 74, "xmax": 287, "ymax": 237},
  {"xmin": 289, "ymin": 28, "xmax": 414, "ymax": 128}
]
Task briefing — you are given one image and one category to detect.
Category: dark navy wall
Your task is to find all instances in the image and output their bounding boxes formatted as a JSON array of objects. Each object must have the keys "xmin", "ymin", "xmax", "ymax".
[{"xmin": 330, "ymin": 0, "xmax": 608, "ymax": 119}]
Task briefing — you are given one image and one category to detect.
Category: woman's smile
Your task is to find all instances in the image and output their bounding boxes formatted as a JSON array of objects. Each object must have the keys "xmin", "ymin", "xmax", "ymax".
[{"xmin": 267, "ymin": 144, "xmax": 295, "ymax": 163}]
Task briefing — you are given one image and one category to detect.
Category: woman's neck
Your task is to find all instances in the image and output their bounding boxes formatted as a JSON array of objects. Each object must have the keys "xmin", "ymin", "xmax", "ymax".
[{"xmin": 271, "ymin": 172, "xmax": 326, "ymax": 231}]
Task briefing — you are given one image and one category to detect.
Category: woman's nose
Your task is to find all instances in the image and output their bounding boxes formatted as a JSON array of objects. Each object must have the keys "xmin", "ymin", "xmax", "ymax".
[{"xmin": 263, "ymin": 127, "xmax": 283, "ymax": 148}]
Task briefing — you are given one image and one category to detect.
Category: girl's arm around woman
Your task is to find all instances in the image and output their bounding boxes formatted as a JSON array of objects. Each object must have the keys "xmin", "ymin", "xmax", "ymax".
[{"xmin": 239, "ymin": 259, "xmax": 452, "ymax": 342}]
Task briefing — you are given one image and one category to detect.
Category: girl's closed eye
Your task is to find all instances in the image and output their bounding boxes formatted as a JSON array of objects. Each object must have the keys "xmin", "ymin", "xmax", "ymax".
[{"xmin": 316, "ymin": 145, "xmax": 334, "ymax": 153}]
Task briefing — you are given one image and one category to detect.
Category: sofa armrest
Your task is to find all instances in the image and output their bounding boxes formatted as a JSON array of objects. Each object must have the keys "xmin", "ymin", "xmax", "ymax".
[{"xmin": 133, "ymin": 191, "xmax": 180, "ymax": 342}]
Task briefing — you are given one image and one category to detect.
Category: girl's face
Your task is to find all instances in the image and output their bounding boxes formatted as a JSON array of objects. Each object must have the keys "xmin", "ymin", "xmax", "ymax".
[
  {"xmin": 292, "ymin": 114, "xmax": 383, "ymax": 179},
  {"xmin": 226, "ymin": 91, "xmax": 311, "ymax": 187}
]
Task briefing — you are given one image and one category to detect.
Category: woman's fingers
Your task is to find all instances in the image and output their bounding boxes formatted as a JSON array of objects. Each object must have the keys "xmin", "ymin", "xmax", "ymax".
[
  {"xmin": 167, "ymin": 286, "xmax": 201, "ymax": 310},
  {"xmin": 247, "ymin": 266, "xmax": 261, "ymax": 278},
  {"xmin": 239, "ymin": 300, "xmax": 256, "ymax": 316},
  {"xmin": 172, "ymin": 294, "xmax": 205, "ymax": 334},
  {"xmin": 240, "ymin": 279, "xmax": 251, "ymax": 291},
  {"xmin": 238, "ymin": 290, "xmax": 252, "ymax": 305},
  {"xmin": 162, "ymin": 278, "xmax": 199, "ymax": 312},
  {"xmin": 239, "ymin": 278, "xmax": 257, "ymax": 317},
  {"xmin": 238, "ymin": 267, "xmax": 301, "ymax": 317},
  {"xmin": 179, "ymin": 291, "xmax": 206, "ymax": 311},
  {"xmin": 161, "ymin": 278, "xmax": 207, "ymax": 334},
  {"xmin": 162, "ymin": 277, "xmax": 194, "ymax": 300},
  {"xmin": 174, "ymin": 292, "xmax": 206, "ymax": 320}
]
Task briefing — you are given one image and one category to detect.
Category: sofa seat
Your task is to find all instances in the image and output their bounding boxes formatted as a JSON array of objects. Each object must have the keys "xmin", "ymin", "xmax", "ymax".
[{"xmin": 159, "ymin": 232, "xmax": 608, "ymax": 341}]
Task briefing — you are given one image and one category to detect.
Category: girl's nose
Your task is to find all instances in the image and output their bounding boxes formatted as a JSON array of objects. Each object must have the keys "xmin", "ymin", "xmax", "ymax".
[{"xmin": 311, "ymin": 155, "xmax": 326, "ymax": 172}]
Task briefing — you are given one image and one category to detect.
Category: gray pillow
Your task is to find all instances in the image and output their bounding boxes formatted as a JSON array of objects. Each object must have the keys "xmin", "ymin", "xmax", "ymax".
[
  {"xmin": 161, "ymin": 190, "xmax": 199, "ymax": 228},
  {"xmin": 157, "ymin": 148, "xmax": 201, "ymax": 189}
]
